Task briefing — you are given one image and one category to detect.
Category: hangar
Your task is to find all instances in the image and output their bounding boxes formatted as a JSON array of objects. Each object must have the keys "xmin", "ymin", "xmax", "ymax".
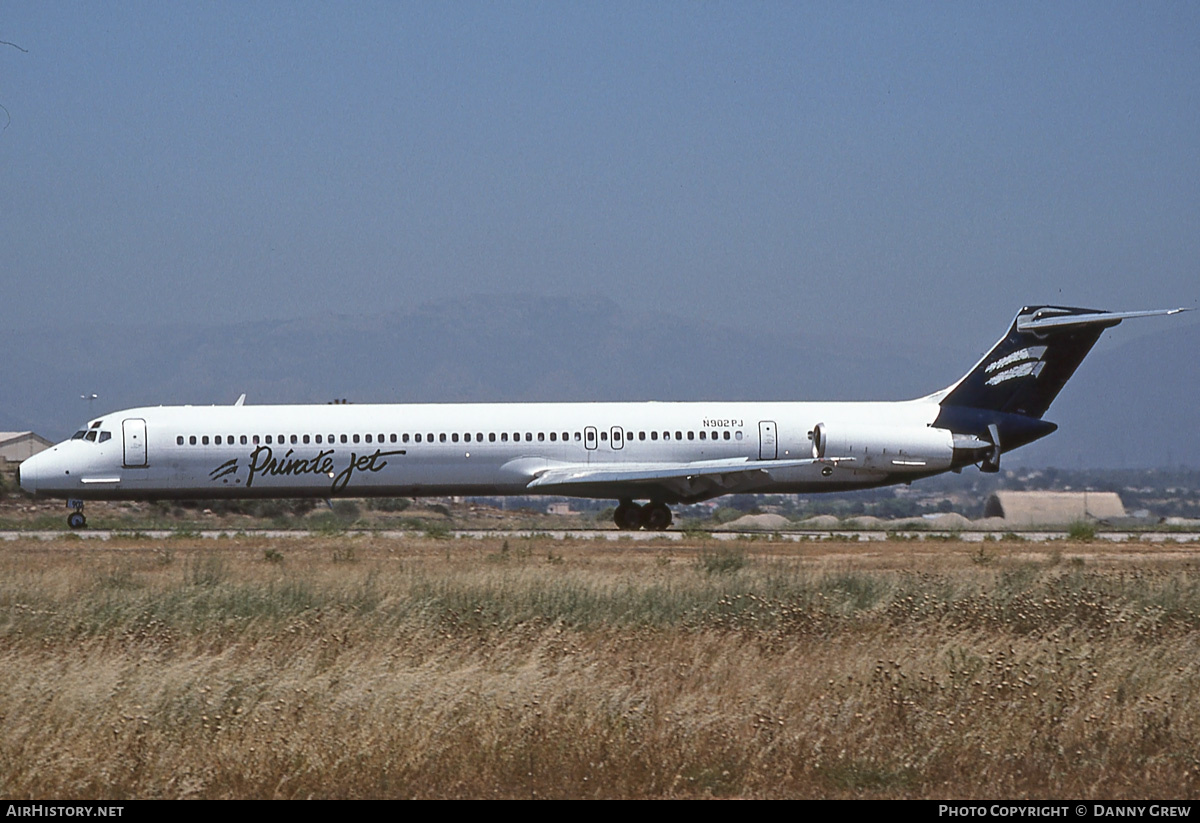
[
  {"xmin": 0, "ymin": 432, "xmax": 54, "ymax": 463},
  {"xmin": 984, "ymin": 490, "xmax": 1126, "ymax": 526}
]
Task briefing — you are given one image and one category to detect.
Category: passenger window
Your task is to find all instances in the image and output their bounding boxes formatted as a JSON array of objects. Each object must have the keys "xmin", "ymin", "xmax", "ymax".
[
  {"xmin": 464, "ymin": 433, "xmax": 471, "ymax": 442},
  {"xmin": 501, "ymin": 433, "xmax": 508, "ymax": 442},
  {"xmin": 176, "ymin": 436, "xmax": 184, "ymax": 445},
  {"xmin": 537, "ymin": 433, "xmax": 545, "ymax": 442},
  {"xmin": 688, "ymin": 431, "xmax": 694, "ymax": 440},
  {"xmin": 415, "ymin": 434, "xmax": 422, "ymax": 443},
  {"xmin": 489, "ymin": 433, "xmax": 496, "ymax": 442},
  {"xmin": 651, "ymin": 431, "xmax": 658, "ymax": 441},
  {"xmin": 525, "ymin": 433, "xmax": 532, "ymax": 442},
  {"xmin": 600, "ymin": 431, "xmax": 607, "ymax": 441},
  {"xmin": 712, "ymin": 431, "xmax": 718, "ymax": 440},
  {"xmin": 440, "ymin": 434, "xmax": 447, "ymax": 443},
  {"xmin": 365, "ymin": 434, "xmax": 373, "ymax": 443},
  {"xmin": 402, "ymin": 434, "xmax": 409, "ymax": 443},
  {"xmin": 315, "ymin": 435, "xmax": 322, "ymax": 444},
  {"xmin": 390, "ymin": 434, "xmax": 397, "ymax": 443},
  {"xmin": 190, "ymin": 435, "xmax": 198, "ymax": 445},
  {"xmin": 452, "ymin": 433, "xmax": 459, "ymax": 443},
  {"xmin": 550, "ymin": 432, "xmax": 557, "ymax": 442},
  {"xmin": 477, "ymin": 433, "xmax": 483, "ymax": 442},
  {"xmin": 676, "ymin": 431, "xmax": 682, "ymax": 440},
  {"xmin": 638, "ymin": 432, "xmax": 646, "ymax": 441},
  {"xmin": 735, "ymin": 431, "xmax": 743, "ymax": 440},
  {"xmin": 202, "ymin": 436, "xmax": 209, "ymax": 445},
  {"xmin": 699, "ymin": 432, "xmax": 706, "ymax": 440},
  {"xmin": 340, "ymin": 435, "xmax": 348, "ymax": 444},
  {"xmin": 215, "ymin": 436, "xmax": 222, "ymax": 445},
  {"xmin": 427, "ymin": 433, "xmax": 434, "ymax": 442},
  {"xmin": 252, "ymin": 435, "xmax": 260, "ymax": 445},
  {"xmin": 575, "ymin": 432, "xmax": 582, "ymax": 441},
  {"xmin": 241, "ymin": 435, "xmax": 248, "ymax": 445},
  {"xmin": 266, "ymin": 435, "xmax": 273, "ymax": 444}
]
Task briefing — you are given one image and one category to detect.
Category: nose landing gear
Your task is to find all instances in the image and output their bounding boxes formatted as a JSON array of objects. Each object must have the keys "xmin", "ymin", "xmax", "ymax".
[
  {"xmin": 613, "ymin": 500, "xmax": 673, "ymax": 531},
  {"xmin": 66, "ymin": 500, "xmax": 87, "ymax": 530}
]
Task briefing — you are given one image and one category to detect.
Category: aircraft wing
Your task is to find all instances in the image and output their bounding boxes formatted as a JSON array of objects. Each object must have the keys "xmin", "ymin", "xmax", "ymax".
[{"xmin": 525, "ymin": 456, "xmax": 841, "ymax": 503}]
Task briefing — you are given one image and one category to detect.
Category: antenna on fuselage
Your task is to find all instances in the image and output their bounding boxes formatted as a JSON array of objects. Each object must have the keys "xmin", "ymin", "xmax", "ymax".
[
  {"xmin": 234, "ymin": 393, "xmax": 246, "ymax": 406},
  {"xmin": 80, "ymin": 393, "xmax": 97, "ymax": 415}
]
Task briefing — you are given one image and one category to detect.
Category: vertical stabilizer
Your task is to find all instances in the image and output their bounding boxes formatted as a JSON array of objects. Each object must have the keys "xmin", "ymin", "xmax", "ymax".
[
  {"xmin": 937, "ymin": 306, "xmax": 1115, "ymax": 419},
  {"xmin": 932, "ymin": 305, "xmax": 1188, "ymax": 457}
]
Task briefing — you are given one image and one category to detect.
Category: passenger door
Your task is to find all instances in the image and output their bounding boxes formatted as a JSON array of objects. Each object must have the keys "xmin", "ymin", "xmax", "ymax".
[{"xmin": 123, "ymin": 418, "xmax": 148, "ymax": 467}]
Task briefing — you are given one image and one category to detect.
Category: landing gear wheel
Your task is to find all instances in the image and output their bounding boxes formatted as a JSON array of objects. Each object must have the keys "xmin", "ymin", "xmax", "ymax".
[
  {"xmin": 644, "ymin": 502, "xmax": 673, "ymax": 531},
  {"xmin": 67, "ymin": 511, "xmax": 87, "ymax": 529},
  {"xmin": 613, "ymin": 500, "xmax": 646, "ymax": 530}
]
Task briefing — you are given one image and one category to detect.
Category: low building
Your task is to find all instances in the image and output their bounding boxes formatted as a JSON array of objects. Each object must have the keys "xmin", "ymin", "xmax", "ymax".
[
  {"xmin": 0, "ymin": 432, "xmax": 54, "ymax": 463},
  {"xmin": 984, "ymin": 490, "xmax": 1126, "ymax": 526}
]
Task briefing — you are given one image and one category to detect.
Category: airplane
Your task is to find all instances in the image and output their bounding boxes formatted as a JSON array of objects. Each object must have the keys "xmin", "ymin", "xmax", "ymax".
[{"xmin": 17, "ymin": 305, "xmax": 1189, "ymax": 530}]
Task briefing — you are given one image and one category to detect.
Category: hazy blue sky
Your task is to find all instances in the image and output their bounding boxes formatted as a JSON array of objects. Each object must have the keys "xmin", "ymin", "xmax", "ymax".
[{"xmin": 3, "ymin": 2, "xmax": 1198, "ymax": 351}]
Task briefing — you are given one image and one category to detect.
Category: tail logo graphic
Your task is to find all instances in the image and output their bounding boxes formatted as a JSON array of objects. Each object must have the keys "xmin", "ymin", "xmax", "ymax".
[{"xmin": 984, "ymin": 345, "xmax": 1048, "ymax": 386}]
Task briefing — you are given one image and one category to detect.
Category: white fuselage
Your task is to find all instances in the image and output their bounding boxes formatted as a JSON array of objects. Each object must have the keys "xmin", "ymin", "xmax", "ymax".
[{"xmin": 19, "ymin": 399, "xmax": 946, "ymax": 504}]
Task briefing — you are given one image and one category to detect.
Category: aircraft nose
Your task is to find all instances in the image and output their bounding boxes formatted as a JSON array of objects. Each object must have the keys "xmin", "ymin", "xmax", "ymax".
[{"xmin": 18, "ymin": 456, "xmax": 36, "ymax": 494}]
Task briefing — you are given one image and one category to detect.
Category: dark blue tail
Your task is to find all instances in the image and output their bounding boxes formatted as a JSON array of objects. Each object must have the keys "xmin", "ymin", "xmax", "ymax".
[
  {"xmin": 932, "ymin": 305, "xmax": 1186, "ymax": 462},
  {"xmin": 938, "ymin": 305, "xmax": 1118, "ymax": 419}
]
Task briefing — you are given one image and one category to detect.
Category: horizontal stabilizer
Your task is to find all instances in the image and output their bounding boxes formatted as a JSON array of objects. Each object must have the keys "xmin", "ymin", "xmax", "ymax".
[{"xmin": 1017, "ymin": 307, "xmax": 1190, "ymax": 332}]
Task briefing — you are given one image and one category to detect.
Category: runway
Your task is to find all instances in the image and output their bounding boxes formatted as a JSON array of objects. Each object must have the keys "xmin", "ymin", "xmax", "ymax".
[{"xmin": 3, "ymin": 528, "xmax": 1199, "ymax": 543}]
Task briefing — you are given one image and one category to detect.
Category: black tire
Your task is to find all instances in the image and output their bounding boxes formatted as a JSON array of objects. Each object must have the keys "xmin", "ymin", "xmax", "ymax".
[
  {"xmin": 67, "ymin": 512, "xmax": 86, "ymax": 529},
  {"xmin": 644, "ymin": 502, "xmax": 673, "ymax": 531},
  {"xmin": 613, "ymin": 501, "xmax": 645, "ymax": 530}
]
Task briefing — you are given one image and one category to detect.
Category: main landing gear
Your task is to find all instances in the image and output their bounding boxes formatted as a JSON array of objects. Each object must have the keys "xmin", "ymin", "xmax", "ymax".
[
  {"xmin": 67, "ymin": 499, "xmax": 87, "ymax": 530},
  {"xmin": 613, "ymin": 499, "xmax": 673, "ymax": 531}
]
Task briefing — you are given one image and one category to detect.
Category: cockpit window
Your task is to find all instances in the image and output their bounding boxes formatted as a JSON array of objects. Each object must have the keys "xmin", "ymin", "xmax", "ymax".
[
  {"xmin": 99, "ymin": 431, "xmax": 111, "ymax": 443},
  {"xmin": 71, "ymin": 431, "xmax": 87, "ymax": 440},
  {"xmin": 85, "ymin": 431, "xmax": 98, "ymax": 442}
]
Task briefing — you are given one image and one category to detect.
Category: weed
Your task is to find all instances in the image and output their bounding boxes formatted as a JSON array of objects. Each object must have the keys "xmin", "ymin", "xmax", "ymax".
[
  {"xmin": 1067, "ymin": 520, "xmax": 1097, "ymax": 541},
  {"xmin": 423, "ymin": 522, "xmax": 451, "ymax": 540},
  {"xmin": 184, "ymin": 553, "xmax": 228, "ymax": 587},
  {"xmin": 698, "ymin": 546, "xmax": 748, "ymax": 575}
]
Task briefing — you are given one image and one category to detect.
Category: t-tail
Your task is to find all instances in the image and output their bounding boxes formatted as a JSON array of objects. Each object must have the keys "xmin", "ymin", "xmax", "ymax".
[{"xmin": 932, "ymin": 305, "xmax": 1189, "ymax": 472}]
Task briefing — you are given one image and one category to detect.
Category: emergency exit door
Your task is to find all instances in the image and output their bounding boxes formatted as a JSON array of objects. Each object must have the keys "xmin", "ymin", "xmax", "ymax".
[{"xmin": 758, "ymin": 420, "xmax": 778, "ymax": 460}]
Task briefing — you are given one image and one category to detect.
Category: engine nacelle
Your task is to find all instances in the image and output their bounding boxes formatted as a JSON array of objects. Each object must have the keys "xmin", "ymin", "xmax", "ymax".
[{"xmin": 810, "ymin": 422, "xmax": 956, "ymax": 472}]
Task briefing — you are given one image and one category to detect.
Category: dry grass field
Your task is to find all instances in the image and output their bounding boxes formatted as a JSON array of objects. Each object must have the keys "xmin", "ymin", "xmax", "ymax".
[{"xmin": 1, "ymin": 533, "xmax": 1198, "ymax": 799}]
